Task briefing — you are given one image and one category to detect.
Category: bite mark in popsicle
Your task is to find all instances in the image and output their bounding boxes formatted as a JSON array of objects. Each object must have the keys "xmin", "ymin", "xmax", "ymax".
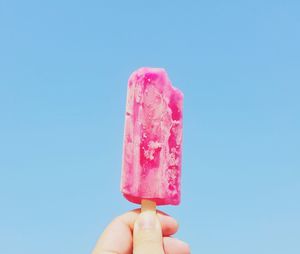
[{"xmin": 121, "ymin": 67, "xmax": 183, "ymax": 205}]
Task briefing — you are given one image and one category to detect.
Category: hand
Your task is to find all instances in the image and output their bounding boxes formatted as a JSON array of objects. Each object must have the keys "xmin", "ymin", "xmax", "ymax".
[{"xmin": 92, "ymin": 209, "xmax": 190, "ymax": 254}]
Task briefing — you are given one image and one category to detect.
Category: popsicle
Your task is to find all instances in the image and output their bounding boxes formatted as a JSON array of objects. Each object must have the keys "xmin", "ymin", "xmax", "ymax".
[{"xmin": 121, "ymin": 67, "xmax": 183, "ymax": 206}]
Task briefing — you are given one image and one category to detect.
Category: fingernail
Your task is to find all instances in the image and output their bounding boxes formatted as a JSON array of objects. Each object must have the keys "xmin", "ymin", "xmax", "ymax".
[{"xmin": 136, "ymin": 211, "xmax": 157, "ymax": 230}]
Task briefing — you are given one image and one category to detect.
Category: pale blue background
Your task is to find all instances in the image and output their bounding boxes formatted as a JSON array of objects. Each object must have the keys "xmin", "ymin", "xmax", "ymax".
[{"xmin": 0, "ymin": 1, "xmax": 299, "ymax": 253}]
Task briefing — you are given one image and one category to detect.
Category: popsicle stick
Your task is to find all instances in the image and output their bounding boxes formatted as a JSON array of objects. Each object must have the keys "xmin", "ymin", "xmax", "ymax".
[{"xmin": 141, "ymin": 199, "xmax": 156, "ymax": 213}]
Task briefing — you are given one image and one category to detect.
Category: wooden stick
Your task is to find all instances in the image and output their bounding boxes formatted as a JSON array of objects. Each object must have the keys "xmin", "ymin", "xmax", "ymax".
[{"xmin": 141, "ymin": 199, "xmax": 156, "ymax": 213}]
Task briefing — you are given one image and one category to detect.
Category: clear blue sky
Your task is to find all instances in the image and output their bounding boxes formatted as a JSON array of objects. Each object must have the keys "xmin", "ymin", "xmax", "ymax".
[{"xmin": 0, "ymin": 1, "xmax": 299, "ymax": 253}]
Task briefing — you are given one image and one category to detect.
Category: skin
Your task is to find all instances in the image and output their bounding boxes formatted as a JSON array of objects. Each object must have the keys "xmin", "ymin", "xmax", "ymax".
[{"xmin": 92, "ymin": 209, "xmax": 190, "ymax": 254}]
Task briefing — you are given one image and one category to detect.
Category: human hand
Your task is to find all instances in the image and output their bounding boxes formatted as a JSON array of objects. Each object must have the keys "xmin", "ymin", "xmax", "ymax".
[{"xmin": 92, "ymin": 209, "xmax": 190, "ymax": 254}]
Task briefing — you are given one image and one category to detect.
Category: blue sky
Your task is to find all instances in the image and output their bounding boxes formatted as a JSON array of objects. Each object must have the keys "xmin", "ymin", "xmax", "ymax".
[{"xmin": 0, "ymin": 1, "xmax": 299, "ymax": 253}]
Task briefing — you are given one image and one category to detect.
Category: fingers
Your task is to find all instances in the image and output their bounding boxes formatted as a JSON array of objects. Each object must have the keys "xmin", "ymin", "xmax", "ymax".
[
  {"xmin": 163, "ymin": 237, "xmax": 191, "ymax": 254},
  {"xmin": 92, "ymin": 209, "xmax": 181, "ymax": 254},
  {"xmin": 118, "ymin": 209, "xmax": 178, "ymax": 236},
  {"xmin": 133, "ymin": 211, "xmax": 164, "ymax": 254},
  {"xmin": 157, "ymin": 211, "xmax": 179, "ymax": 236},
  {"xmin": 92, "ymin": 218, "xmax": 132, "ymax": 254}
]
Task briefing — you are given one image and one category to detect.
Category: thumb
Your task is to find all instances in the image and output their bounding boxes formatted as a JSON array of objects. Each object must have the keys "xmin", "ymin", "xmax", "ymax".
[{"xmin": 133, "ymin": 210, "xmax": 165, "ymax": 254}]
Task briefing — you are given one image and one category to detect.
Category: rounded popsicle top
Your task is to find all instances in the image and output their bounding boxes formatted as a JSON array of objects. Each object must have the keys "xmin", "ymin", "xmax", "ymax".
[{"xmin": 128, "ymin": 67, "xmax": 184, "ymax": 100}]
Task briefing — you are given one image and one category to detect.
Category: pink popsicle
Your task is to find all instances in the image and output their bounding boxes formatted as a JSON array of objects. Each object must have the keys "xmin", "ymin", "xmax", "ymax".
[{"xmin": 121, "ymin": 67, "xmax": 183, "ymax": 205}]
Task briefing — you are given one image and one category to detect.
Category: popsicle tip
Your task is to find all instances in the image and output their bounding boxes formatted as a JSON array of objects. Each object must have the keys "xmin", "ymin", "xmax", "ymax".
[
  {"xmin": 128, "ymin": 67, "xmax": 183, "ymax": 96},
  {"xmin": 128, "ymin": 67, "xmax": 166, "ymax": 84}
]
